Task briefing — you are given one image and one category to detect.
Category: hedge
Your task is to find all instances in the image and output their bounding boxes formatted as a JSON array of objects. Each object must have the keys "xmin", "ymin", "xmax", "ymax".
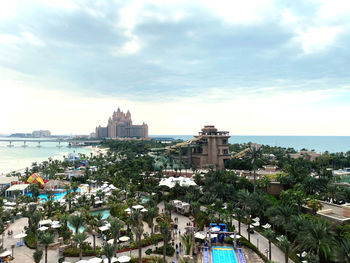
[{"xmin": 153, "ymin": 244, "xmax": 175, "ymax": 257}]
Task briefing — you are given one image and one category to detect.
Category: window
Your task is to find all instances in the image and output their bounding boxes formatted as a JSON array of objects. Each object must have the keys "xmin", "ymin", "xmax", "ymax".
[{"xmin": 222, "ymin": 139, "xmax": 227, "ymax": 145}]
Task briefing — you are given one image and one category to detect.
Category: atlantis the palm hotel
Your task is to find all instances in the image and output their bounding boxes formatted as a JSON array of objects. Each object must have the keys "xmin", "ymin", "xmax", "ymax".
[{"xmin": 95, "ymin": 108, "xmax": 148, "ymax": 139}]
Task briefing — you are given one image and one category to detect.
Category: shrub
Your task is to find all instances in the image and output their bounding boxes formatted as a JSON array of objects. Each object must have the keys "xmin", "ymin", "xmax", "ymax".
[
  {"xmin": 153, "ymin": 244, "xmax": 175, "ymax": 257},
  {"xmin": 24, "ymin": 230, "xmax": 37, "ymax": 249},
  {"xmin": 145, "ymin": 248, "xmax": 152, "ymax": 255},
  {"xmin": 63, "ymin": 244, "xmax": 102, "ymax": 257}
]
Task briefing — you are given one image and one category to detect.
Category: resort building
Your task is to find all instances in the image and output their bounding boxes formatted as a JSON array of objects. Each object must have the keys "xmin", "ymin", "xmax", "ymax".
[
  {"xmin": 191, "ymin": 125, "xmax": 231, "ymax": 170},
  {"xmin": 5, "ymin": 184, "xmax": 30, "ymax": 198},
  {"xmin": 0, "ymin": 176, "xmax": 19, "ymax": 191},
  {"xmin": 290, "ymin": 150, "xmax": 321, "ymax": 161},
  {"xmin": 95, "ymin": 108, "xmax": 148, "ymax": 139},
  {"xmin": 32, "ymin": 130, "xmax": 51, "ymax": 137}
]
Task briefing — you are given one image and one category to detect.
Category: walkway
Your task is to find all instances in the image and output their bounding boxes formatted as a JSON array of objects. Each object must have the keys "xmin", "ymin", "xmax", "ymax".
[{"xmin": 231, "ymin": 219, "xmax": 293, "ymax": 263}]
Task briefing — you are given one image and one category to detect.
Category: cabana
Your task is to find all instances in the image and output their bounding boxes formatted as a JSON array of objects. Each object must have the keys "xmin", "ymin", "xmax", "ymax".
[{"xmin": 5, "ymin": 184, "xmax": 29, "ymax": 198}]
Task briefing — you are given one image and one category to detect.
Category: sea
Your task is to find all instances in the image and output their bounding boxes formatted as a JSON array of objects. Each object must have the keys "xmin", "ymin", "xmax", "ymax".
[
  {"xmin": 1, "ymin": 135, "xmax": 350, "ymax": 175},
  {"xmin": 153, "ymin": 135, "xmax": 350, "ymax": 153},
  {"xmin": 0, "ymin": 137, "xmax": 92, "ymax": 175}
]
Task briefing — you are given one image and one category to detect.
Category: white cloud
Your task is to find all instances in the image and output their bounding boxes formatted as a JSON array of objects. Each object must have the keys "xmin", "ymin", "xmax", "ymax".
[
  {"xmin": 294, "ymin": 26, "xmax": 342, "ymax": 54},
  {"xmin": 21, "ymin": 32, "xmax": 45, "ymax": 46}
]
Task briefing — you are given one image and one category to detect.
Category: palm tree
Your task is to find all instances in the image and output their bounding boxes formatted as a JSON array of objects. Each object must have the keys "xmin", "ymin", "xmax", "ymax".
[
  {"xmin": 33, "ymin": 249, "xmax": 43, "ymax": 263},
  {"xmin": 103, "ymin": 243, "xmax": 114, "ymax": 263},
  {"xmin": 278, "ymin": 236, "xmax": 291, "ymax": 263},
  {"xmin": 109, "ymin": 217, "xmax": 124, "ymax": 256},
  {"xmin": 68, "ymin": 214, "xmax": 84, "ymax": 234},
  {"xmin": 180, "ymin": 233, "xmax": 194, "ymax": 256},
  {"xmin": 74, "ymin": 232, "xmax": 88, "ymax": 260},
  {"xmin": 296, "ymin": 219, "xmax": 335, "ymax": 263},
  {"xmin": 159, "ymin": 216, "xmax": 171, "ymax": 263},
  {"xmin": 39, "ymin": 232, "xmax": 54, "ymax": 263},
  {"xmin": 271, "ymin": 205, "xmax": 294, "ymax": 236},
  {"xmin": 334, "ymin": 239, "xmax": 350, "ymax": 263},
  {"xmin": 130, "ymin": 210, "xmax": 144, "ymax": 263},
  {"xmin": 237, "ymin": 190, "xmax": 253, "ymax": 242},
  {"xmin": 32, "ymin": 211, "xmax": 42, "ymax": 245},
  {"xmin": 234, "ymin": 208, "xmax": 245, "ymax": 235},
  {"xmin": 264, "ymin": 229, "xmax": 275, "ymax": 261},
  {"xmin": 145, "ymin": 206, "xmax": 159, "ymax": 236}
]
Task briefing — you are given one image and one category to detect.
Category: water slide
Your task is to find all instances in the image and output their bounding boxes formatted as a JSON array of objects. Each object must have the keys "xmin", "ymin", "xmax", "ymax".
[
  {"xmin": 203, "ymin": 247, "xmax": 210, "ymax": 263},
  {"xmin": 236, "ymin": 248, "xmax": 246, "ymax": 263}
]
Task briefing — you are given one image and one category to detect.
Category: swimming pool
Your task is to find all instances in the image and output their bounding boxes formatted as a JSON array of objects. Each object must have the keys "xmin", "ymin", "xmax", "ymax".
[
  {"xmin": 212, "ymin": 246, "xmax": 238, "ymax": 263},
  {"xmin": 67, "ymin": 209, "xmax": 110, "ymax": 233},
  {"xmin": 90, "ymin": 209, "xmax": 110, "ymax": 220},
  {"xmin": 26, "ymin": 188, "xmax": 81, "ymax": 202}
]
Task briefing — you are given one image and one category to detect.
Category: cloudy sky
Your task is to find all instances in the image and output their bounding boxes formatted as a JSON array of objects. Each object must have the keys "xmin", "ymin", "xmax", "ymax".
[{"xmin": 0, "ymin": 0, "xmax": 350, "ymax": 136}]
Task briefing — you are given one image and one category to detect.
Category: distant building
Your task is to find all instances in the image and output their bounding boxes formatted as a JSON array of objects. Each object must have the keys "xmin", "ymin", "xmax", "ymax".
[
  {"xmin": 191, "ymin": 125, "xmax": 231, "ymax": 170},
  {"xmin": 32, "ymin": 130, "xmax": 51, "ymax": 138},
  {"xmin": 95, "ymin": 108, "xmax": 148, "ymax": 139},
  {"xmin": 290, "ymin": 150, "xmax": 321, "ymax": 161}
]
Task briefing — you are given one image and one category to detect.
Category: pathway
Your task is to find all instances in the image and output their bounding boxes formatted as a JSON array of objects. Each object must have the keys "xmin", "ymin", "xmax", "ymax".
[{"xmin": 231, "ymin": 219, "xmax": 293, "ymax": 263}]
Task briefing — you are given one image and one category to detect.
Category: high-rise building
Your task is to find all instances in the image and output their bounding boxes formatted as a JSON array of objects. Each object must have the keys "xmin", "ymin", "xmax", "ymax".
[
  {"xmin": 32, "ymin": 130, "xmax": 51, "ymax": 137},
  {"xmin": 95, "ymin": 108, "xmax": 148, "ymax": 139}
]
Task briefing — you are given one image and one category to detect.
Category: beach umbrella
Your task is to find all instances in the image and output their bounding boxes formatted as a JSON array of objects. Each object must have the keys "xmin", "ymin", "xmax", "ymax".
[
  {"xmin": 99, "ymin": 226, "xmax": 109, "ymax": 232},
  {"xmin": 132, "ymin": 205, "xmax": 144, "ymax": 210},
  {"xmin": 14, "ymin": 233, "xmax": 27, "ymax": 239},
  {"xmin": 38, "ymin": 226, "xmax": 49, "ymax": 231},
  {"xmin": 229, "ymin": 234, "xmax": 241, "ymax": 239},
  {"xmin": 89, "ymin": 258, "xmax": 103, "ymax": 263},
  {"xmin": 124, "ymin": 208, "xmax": 131, "ymax": 213},
  {"xmin": 103, "ymin": 257, "xmax": 118, "ymax": 263},
  {"xmin": 119, "ymin": 236, "xmax": 130, "ymax": 242},
  {"xmin": 210, "ymin": 226, "xmax": 220, "ymax": 232},
  {"xmin": 252, "ymin": 217, "xmax": 260, "ymax": 222},
  {"xmin": 262, "ymin": 223, "xmax": 271, "ymax": 229},
  {"xmin": 51, "ymin": 224, "xmax": 61, "ymax": 229},
  {"xmin": 301, "ymin": 251, "xmax": 308, "ymax": 257},
  {"xmin": 252, "ymin": 222, "xmax": 260, "ymax": 227},
  {"xmin": 194, "ymin": 232, "xmax": 206, "ymax": 239},
  {"xmin": 141, "ymin": 208, "xmax": 148, "ymax": 212},
  {"xmin": 107, "ymin": 239, "xmax": 114, "ymax": 245},
  {"xmin": 0, "ymin": 250, "xmax": 11, "ymax": 257},
  {"xmin": 117, "ymin": 256, "xmax": 131, "ymax": 262}
]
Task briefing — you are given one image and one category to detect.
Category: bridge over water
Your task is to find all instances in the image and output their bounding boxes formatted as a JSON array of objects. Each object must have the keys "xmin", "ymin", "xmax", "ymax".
[{"xmin": 0, "ymin": 139, "xmax": 102, "ymax": 147}]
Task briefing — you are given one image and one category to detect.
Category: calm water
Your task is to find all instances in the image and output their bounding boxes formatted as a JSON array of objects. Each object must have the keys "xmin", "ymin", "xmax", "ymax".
[
  {"xmin": 152, "ymin": 135, "xmax": 350, "ymax": 153},
  {"xmin": 0, "ymin": 137, "xmax": 92, "ymax": 175}
]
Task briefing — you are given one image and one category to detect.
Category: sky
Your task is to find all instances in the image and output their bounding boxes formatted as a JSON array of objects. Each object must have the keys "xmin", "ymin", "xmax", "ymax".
[{"xmin": 1, "ymin": 0, "xmax": 350, "ymax": 136}]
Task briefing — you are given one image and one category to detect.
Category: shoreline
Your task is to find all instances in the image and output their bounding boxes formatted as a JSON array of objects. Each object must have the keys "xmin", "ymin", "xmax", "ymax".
[{"xmin": 0, "ymin": 145, "xmax": 101, "ymax": 176}]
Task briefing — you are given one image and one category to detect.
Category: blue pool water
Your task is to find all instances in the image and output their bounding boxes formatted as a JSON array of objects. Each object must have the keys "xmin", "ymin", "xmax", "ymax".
[
  {"xmin": 212, "ymin": 247, "xmax": 238, "ymax": 263},
  {"xmin": 67, "ymin": 209, "xmax": 110, "ymax": 233},
  {"xmin": 90, "ymin": 209, "xmax": 110, "ymax": 220},
  {"xmin": 67, "ymin": 222, "xmax": 85, "ymax": 233},
  {"xmin": 26, "ymin": 188, "xmax": 81, "ymax": 201}
]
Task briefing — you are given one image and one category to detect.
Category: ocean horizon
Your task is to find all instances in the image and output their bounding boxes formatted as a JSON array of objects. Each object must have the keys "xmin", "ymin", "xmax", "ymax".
[{"xmin": 151, "ymin": 135, "xmax": 350, "ymax": 153}]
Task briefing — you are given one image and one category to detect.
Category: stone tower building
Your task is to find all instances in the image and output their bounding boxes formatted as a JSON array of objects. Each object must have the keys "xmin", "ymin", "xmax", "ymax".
[{"xmin": 191, "ymin": 125, "xmax": 230, "ymax": 170}]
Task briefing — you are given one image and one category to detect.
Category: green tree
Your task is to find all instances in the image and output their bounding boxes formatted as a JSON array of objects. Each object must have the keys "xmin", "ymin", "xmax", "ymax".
[
  {"xmin": 109, "ymin": 217, "xmax": 124, "ymax": 256},
  {"xmin": 334, "ymin": 239, "xmax": 350, "ymax": 263},
  {"xmin": 180, "ymin": 233, "xmax": 194, "ymax": 256},
  {"xmin": 33, "ymin": 249, "xmax": 43, "ymax": 263},
  {"xmin": 130, "ymin": 210, "xmax": 144, "ymax": 263},
  {"xmin": 68, "ymin": 215, "xmax": 84, "ymax": 235},
  {"xmin": 278, "ymin": 236, "xmax": 291, "ymax": 263},
  {"xmin": 159, "ymin": 215, "xmax": 171, "ymax": 263},
  {"xmin": 296, "ymin": 219, "xmax": 335, "ymax": 263},
  {"xmin": 74, "ymin": 232, "xmax": 88, "ymax": 260},
  {"xmin": 39, "ymin": 232, "xmax": 54, "ymax": 263},
  {"xmin": 264, "ymin": 229, "xmax": 275, "ymax": 261},
  {"xmin": 103, "ymin": 243, "xmax": 114, "ymax": 263}
]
